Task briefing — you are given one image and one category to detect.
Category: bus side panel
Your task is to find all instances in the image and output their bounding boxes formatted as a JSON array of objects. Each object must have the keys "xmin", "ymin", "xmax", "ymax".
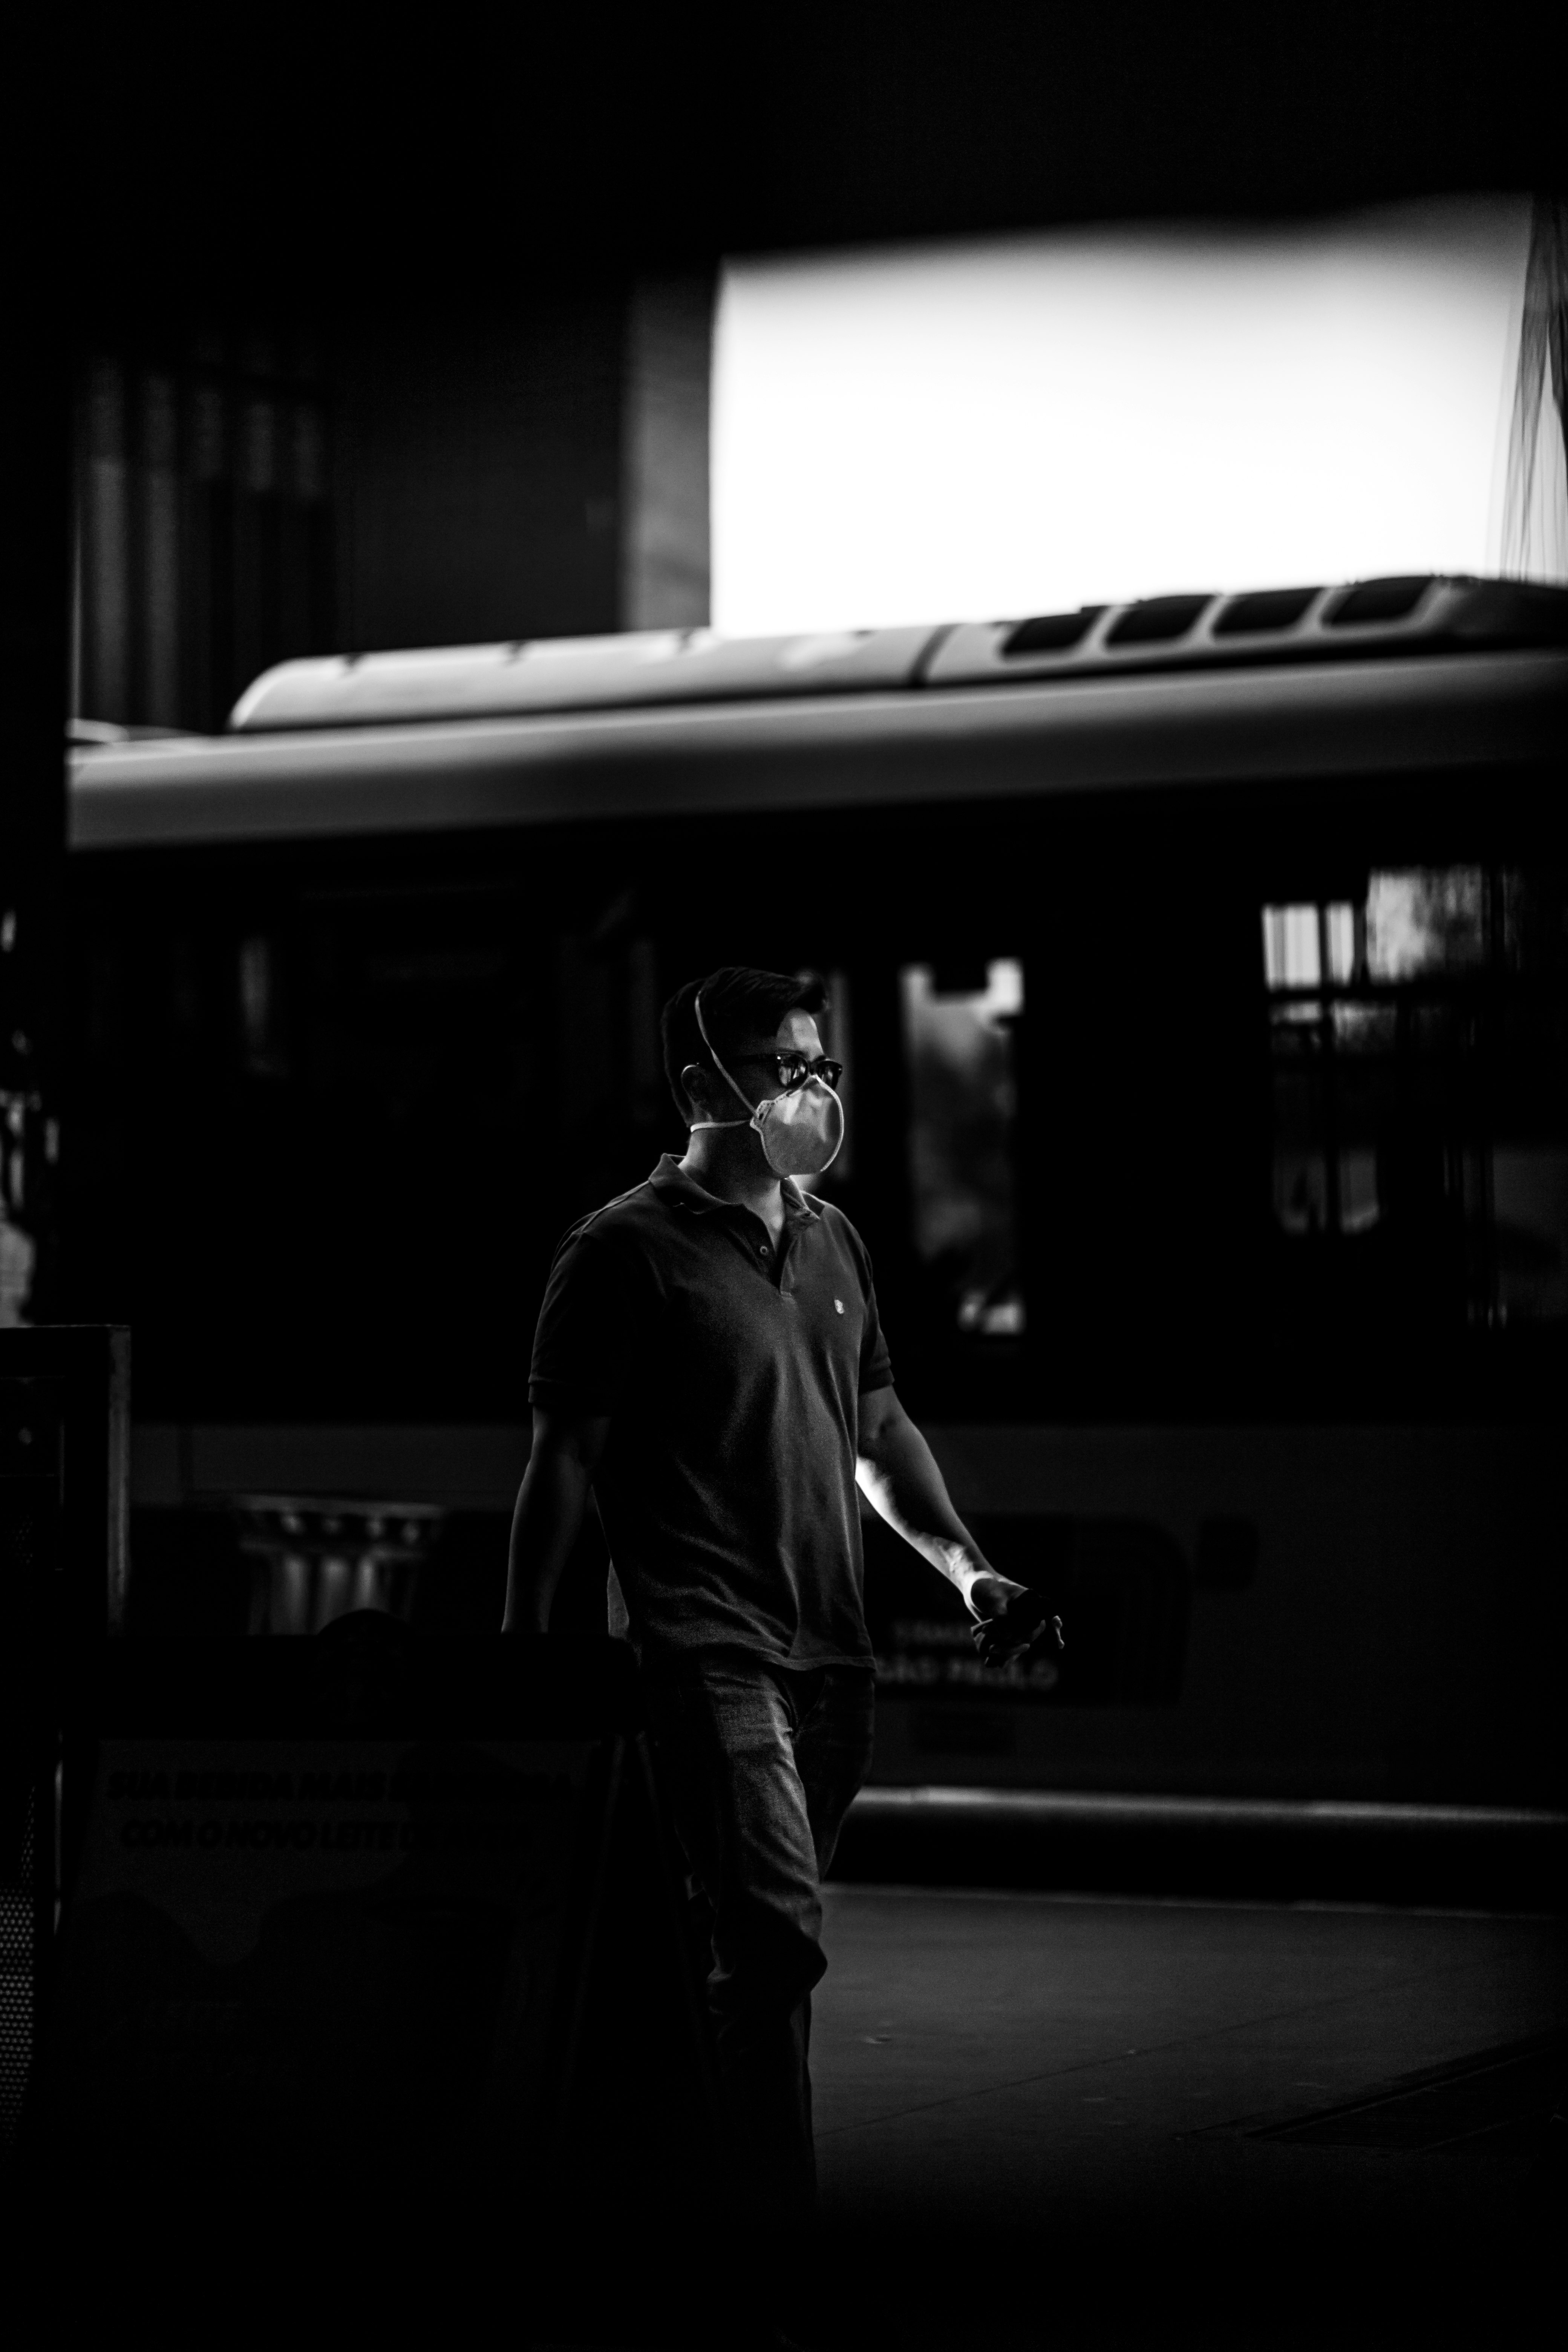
[{"xmin": 861, "ymin": 1423, "xmax": 1565, "ymax": 1806}]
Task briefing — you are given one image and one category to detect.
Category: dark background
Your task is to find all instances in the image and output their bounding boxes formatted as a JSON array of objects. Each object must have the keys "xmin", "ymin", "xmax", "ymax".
[
  {"xmin": 5, "ymin": 41, "xmax": 1562, "ymax": 2316},
  {"xmin": 8, "ymin": 2, "xmax": 1560, "ymax": 1340},
  {"xmin": 8, "ymin": 7, "xmax": 1565, "ymax": 1686},
  {"xmin": 24, "ymin": 8, "xmax": 1565, "ymax": 728},
  {"xmin": 32, "ymin": 11, "xmax": 1566, "ymax": 731},
  {"xmin": 27, "ymin": 2, "xmax": 1565, "ymax": 1300},
  {"xmin": 61, "ymin": 6, "xmax": 1568, "ymax": 303}
]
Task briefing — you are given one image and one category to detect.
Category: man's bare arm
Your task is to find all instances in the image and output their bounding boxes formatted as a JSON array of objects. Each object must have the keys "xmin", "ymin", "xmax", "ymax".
[
  {"xmin": 855, "ymin": 1386, "xmax": 1060, "ymax": 1667},
  {"xmin": 502, "ymin": 1406, "xmax": 611, "ymax": 1632}
]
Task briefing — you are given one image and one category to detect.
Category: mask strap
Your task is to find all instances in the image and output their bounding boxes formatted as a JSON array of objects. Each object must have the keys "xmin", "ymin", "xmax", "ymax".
[{"xmin": 692, "ymin": 986, "xmax": 765, "ymax": 1129}]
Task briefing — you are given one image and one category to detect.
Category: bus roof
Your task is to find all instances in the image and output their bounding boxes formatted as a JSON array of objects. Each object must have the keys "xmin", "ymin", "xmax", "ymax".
[
  {"xmin": 69, "ymin": 643, "xmax": 1568, "ymax": 854},
  {"xmin": 217, "ymin": 576, "xmax": 1568, "ymax": 735}
]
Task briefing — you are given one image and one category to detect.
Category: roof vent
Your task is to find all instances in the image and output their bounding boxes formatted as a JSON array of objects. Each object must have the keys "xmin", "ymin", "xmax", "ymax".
[
  {"xmin": 1212, "ymin": 587, "xmax": 1320, "ymax": 636},
  {"xmin": 1002, "ymin": 608, "xmax": 1104, "ymax": 657},
  {"xmin": 1106, "ymin": 594, "xmax": 1212, "ymax": 646},
  {"xmin": 1325, "ymin": 577, "xmax": 1431, "ymax": 627}
]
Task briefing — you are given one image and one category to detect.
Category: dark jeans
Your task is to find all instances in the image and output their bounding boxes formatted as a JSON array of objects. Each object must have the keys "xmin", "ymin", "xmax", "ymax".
[{"xmin": 643, "ymin": 1654, "xmax": 876, "ymax": 2273}]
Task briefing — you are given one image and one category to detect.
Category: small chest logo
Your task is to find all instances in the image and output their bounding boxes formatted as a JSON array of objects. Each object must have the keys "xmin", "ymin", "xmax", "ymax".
[{"xmin": 834, "ymin": 1298, "xmax": 845, "ymax": 1314}]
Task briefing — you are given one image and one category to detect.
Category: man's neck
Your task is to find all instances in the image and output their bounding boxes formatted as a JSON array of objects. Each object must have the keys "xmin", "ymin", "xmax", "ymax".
[{"xmin": 678, "ymin": 1135, "xmax": 786, "ymax": 1240}]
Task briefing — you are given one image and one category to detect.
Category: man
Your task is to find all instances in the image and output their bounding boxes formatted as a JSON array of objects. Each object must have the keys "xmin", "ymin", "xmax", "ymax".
[{"xmin": 504, "ymin": 965, "xmax": 1058, "ymax": 2351}]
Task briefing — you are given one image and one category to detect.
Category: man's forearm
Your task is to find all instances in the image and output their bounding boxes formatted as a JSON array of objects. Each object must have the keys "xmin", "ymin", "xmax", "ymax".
[
  {"xmin": 855, "ymin": 1413, "xmax": 990, "ymax": 1604},
  {"xmin": 859, "ymin": 1401, "xmax": 1057, "ymax": 1666},
  {"xmin": 503, "ymin": 1448, "xmax": 593, "ymax": 1631}
]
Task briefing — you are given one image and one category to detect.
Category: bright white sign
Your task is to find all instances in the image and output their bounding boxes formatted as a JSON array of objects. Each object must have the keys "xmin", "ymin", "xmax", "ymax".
[{"xmin": 712, "ymin": 198, "xmax": 1536, "ymax": 636}]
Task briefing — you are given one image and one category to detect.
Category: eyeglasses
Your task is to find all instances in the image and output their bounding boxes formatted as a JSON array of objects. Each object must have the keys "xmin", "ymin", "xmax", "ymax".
[{"xmin": 731, "ymin": 1053, "xmax": 844, "ymax": 1093}]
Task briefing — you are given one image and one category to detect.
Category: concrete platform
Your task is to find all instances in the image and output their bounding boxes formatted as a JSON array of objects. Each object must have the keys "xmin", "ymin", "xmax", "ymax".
[{"xmin": 810, "ymin": 1884, "xmax": 1565, "ymax": 2349}]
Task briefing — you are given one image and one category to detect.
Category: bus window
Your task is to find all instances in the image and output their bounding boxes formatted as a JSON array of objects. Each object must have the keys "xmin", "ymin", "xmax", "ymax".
[
  {"xmin": 1262, "ymin": 902, "xmax": 1358, "ymax": 989},
  {"xmin": 1366, "ymin": 868, "xmax": 1487, "ymax": 978},
  {"xmin": 899, "ymin": 958, "xmax": 1024, "ymax": 1337},
  {"xmin": 1262, "ymin": 866, "xmax": 1568, "ymax": 1326}
]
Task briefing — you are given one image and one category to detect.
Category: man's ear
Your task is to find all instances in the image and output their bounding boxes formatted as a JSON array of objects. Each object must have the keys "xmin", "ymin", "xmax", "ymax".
[{"xmin": 680, "ymin": 1061, "xmax": 709, "ymax": 1118}]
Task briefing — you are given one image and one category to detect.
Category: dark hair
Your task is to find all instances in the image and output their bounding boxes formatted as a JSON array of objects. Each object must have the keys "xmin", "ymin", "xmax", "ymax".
[{"xmin": 660, "ymin": 966, "xmax": 830, "ymax": 1122}]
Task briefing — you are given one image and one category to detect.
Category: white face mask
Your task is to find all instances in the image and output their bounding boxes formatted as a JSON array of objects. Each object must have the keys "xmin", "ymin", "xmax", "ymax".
[{"xmin": 689, "ymin": 991, "xmax": 846, "ymax": 1179}]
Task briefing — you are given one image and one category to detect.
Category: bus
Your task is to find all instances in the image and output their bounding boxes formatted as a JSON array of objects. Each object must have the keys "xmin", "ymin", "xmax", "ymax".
[{"xmin": 65, "ymin": 574, "xmax": 1568, "ymax": 1808}]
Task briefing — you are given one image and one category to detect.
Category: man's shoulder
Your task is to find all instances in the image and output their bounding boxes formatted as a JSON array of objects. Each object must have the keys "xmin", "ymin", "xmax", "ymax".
[{"xmin": 558, "ymin": 1181, "xmax": 666, "ymax": 1251}]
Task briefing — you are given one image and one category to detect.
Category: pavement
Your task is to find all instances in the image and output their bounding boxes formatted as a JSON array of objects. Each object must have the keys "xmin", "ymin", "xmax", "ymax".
[{"xmin": 807, "ymin": 1883, "xmax": 1565, "ymax": 2350}]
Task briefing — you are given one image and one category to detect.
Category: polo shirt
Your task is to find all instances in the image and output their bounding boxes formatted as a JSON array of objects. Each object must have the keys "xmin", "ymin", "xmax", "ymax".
[{"xmin": 528, "ymin": 1153, "xmax": 893, "ymax": 1669}]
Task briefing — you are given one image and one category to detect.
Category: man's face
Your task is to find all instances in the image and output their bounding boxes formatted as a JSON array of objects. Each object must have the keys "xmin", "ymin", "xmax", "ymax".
[{"xmin": 721, "ymin": 1011, "xmax": 828, "ymax": 1112}]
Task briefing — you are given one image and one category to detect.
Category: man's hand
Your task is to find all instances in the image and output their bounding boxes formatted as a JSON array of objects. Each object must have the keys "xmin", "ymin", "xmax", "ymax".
[{"xmin": 967, "ymin": 1572, "xmax": 1064, "ymax": 1670}]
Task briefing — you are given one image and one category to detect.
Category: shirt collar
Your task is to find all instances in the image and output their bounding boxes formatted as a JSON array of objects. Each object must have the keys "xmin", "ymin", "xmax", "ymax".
[
  {"xmin": 649, "ymin": 1153, "xmax": 822, "ymax": 1223},
  {"xmin": 782, "ymin": 1177, "xmax": 823, "ymax": 1224}
]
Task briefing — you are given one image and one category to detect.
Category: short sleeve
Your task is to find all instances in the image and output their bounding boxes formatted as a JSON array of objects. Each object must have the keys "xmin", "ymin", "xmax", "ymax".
[
  {"xmin": 857, "ymin": 1274, "xmax": 894, "ymax": 1395},
  {"xmin": 528, "ymin": 1228, "xmax": 643, "ymax": 1416}
]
